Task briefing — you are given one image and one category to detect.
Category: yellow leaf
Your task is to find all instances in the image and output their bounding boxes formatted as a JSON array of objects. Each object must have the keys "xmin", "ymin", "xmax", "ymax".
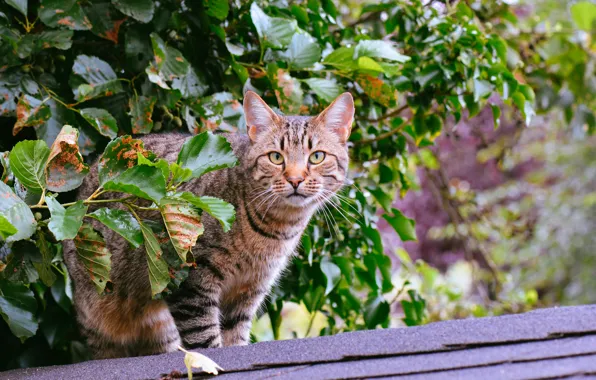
[{"xmin": 180, "ymin": 347, "xmax": 223, "ymax": 379}]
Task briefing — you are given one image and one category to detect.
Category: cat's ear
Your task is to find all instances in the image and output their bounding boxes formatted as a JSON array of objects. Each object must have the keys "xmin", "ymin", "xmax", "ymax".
[
  {"xmin": 315, "ymin": 92, "xmax": 354, "ymax": 144},
  {"xmin": 243, "ymin": 91, "xmax": 280, "ymax": 142}
]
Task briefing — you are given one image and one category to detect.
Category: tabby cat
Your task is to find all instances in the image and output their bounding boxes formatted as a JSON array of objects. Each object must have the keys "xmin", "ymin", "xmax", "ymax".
[{"xmin": 63, "ymin": 91, "xmax": 354, "ymax": 359}]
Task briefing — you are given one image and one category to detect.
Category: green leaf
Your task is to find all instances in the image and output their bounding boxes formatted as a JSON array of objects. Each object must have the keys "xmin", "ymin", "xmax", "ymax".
[
  {"xmin": 46, "ymin": 196, "xmax": 88, "ymax": 241},
  {"xmin": 146, "ymin": 33, "xmax": 190, "ymax": 90},
  {"xmin": 364, "ymin": 293, "xmax": 390, "ymax": 329},
  {"xmin": 9, "ymin": 140, "xmax": 50, "ymax": 192},
  {"xmin": 13, "ymin": 95, "xmax": 51, "ymax": 135},
  {"xmin": 74, "ymin": 224, "xmax": 112, "ymax": 294},
  {"xmin": 138, "ymin": 152, "xmax": 169, "ymax": 181},
  {"xmin": 303, "ymin": 78, "xmax": 342, "ymax": 103},
  {"xmin": 139, "ymin": 221, "xmax": 170, "ymax": 296},
  {"xmin": 367, "ymin": 187, "xmax": 392, "ymax": 213},
  {"xmin": 382, "ymin": 208, "xmax": 417, "ymax": 242},
  {"xmin": 103, "ymin": 165, "xmax": 166, "ymax": 203},
  {"xmin": 111, "ymin": 0, "xmax": 154, "ymax": 23},
  {"xmin": 282, "ymin": 32, "xmax": 321, "ymax": 69},
  {"xmin": 16, "ymin": 30, "xmax": 74, "ymax": 58},
  {"xmin": 355, "ymin": 40, "xmax": 410, "ymax": 63},
  {"xmin": 45, "ymin": 125, "xmax": 90, "ymax": 192},
  {"xmin": 268, "ymin": 65, "xmax": 304, "ymax": 114},
  {"xmin": 39, "ymin": 0, "xmax": 92, "ymax": 30},
  {"xmin": 357, "ymin": 56, "xmax": 385, "ymax": 73},
  {"xmin": 70, "ymin": 55, "xmax": 123, "ymax": 102},
  {"xmin": 320, "ymin": 256, "xmax": 341, "ymax": 295},
  {"xmin": 473, "ymin": 78, "xmax": 494, "ymax": 102},
  {"xmin": 98, "ymin": 136, "xmax": 151, "ymax": 185},
  {"xmin": 177, "ymin": 132, "xmax": 237, "ymax": 179},
  {"xmin": 323, "ymin": 47, "xmax": 357, "ymax": 71},
  {"xmin": 84, "ymin": 2, "xmax": 126, "ymax": 44},
  {"xmin": 79, "ymin": 108, "xmax": 118, "ymax": 139},
  {"xmin": 3, "ymin": 242, "xmax": 39, "ymax": 284},
  {"xmin": 204, "ymin": 0, "xmax": 229, "ymax": 20},
  {"xmin": 570, "ymin": 1, "xmax": 596, "ymax": 31},
  {"xmin": 34, "ymin": 231, "xmax": 57, "ymax": 286},
  {"xmin": 0, "ymin": 181, "xmax": 36, "ymax": 242},
  {"xmin": 170, "ymin": 162, "xmax": 193, "ymax": 184},
  {"xmin": 491, "ymin": 104, "xmax": 501, "ymax": 129},
  {"xmin": 172, "ymin": 68, "xmax": 209, "ymax": 99},
  {"xmin": 6, "ymin": 0, "xmax": 27, "ymax": 16},
  {"xmin": 0, "ymin": 280, "xmax": 38, "ymax": 342},
  {"xmin": 129, "ymin": 95, "xmax": 156, "ymax": 134},
  {"xmin": 160, "ymin": 197, "xmax": 204, "ymax": 262},
  {"xmin": 177, "ymin": 193, "xmax": 235, "ymax": 232},
  {"xmin": 250, "ymin": 2, "xmax": 298, "ymax": 49},
  {"xmin": 0, "ymin": 214, "xmax": 17, "ymax": 240},
  {"xmin": 87, "ymin": 208, "xmax": 144, "ymax": 248}
]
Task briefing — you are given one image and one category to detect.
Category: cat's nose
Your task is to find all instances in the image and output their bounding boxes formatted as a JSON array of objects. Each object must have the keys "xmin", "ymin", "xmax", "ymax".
[{"xmin": 287, "ymin": 176, "xmax": 304, "ymax": 189}]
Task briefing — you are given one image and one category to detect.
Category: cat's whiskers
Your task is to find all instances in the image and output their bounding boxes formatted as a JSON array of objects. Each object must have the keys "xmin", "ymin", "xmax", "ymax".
[
  {"xmin": 313, "ymin": 193, "xmax": 340, "ymax": 237},
  {"xmin": 319, "ymin": 189, "xmax": 361, "ymax": 222}
]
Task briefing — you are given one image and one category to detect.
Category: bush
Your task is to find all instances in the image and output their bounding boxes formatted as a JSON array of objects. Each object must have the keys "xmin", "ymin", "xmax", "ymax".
[{"xmin": 0, "ymin": 0, "xmax": 594, "ymax": 370}]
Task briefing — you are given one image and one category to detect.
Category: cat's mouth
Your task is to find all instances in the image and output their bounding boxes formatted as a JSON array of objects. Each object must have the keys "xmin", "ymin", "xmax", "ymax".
[{"xmin": 286, "ymin": 191, "xmax": 307, "ymax": 199}]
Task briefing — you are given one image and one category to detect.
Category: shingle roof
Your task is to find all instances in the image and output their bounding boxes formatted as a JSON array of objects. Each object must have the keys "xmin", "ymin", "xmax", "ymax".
[{"xmin": 3, "ymin": 305, "xmax": 596, "ymax": 380}]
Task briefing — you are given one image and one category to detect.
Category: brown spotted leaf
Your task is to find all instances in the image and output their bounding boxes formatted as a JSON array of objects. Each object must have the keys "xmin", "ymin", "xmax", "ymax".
[
  {"xmin": 70, "ymin": 55, "xmax": 123, "ymax": 102},
  {"xmin": 97, "ymin": 135, "xmax": 153, "ymax": 185},
  {"xmin": 139, "ymin": 221, "xmax": 170, "ymax": 296},
  {"xmin": 160, "ymin": 197, "xmax": 204, "ymax": 263},
  {"xmin": 45, "ymin": 125, "xmax": 90, "ymax": 192},
  {"xmin": 267, "ymin": 64, "xmax": 304, "ymax": 114},
  {"xmin": 130, "ymin": 95, "xmax": 156, "ymax": 134},
  {"xmin": 356, "ymin": 74, "xmax": 396, "ymax": 108},
  {"xmin": 13, "ymin": 95, "xmax": 51, "ymax": 136},
  {"xmin": 84, "ymin": 2, "xmax": 126, "ymax": 44},
  {"xmin": 145, "ymin": 33, "xmax": 190, "ymax": 90},
  {"xmin": 80, "ymin": 108, "xmax": 118, "ymax": 139},
  {"xmin": 39, "ymin": 0, "xmax": 92, "ymax": 31},
  {"xmin": 74, "ymin": 224, "xmax": 112, "ymax": 294}
]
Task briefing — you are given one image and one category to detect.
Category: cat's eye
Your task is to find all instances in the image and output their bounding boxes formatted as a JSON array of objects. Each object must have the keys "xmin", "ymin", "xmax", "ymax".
[
  {"xmin": 309, "ymin": 151, "xmax": 326, "ymax": 164},
  {"xmin": 269, "ymin": 152, "xmax": 284, "ymax": 165}
]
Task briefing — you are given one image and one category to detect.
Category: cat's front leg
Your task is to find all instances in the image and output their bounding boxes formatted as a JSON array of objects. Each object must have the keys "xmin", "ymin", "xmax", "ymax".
[
  {"xmin": 167, "ymin": 266, "xmax": 224, "ymax": 349},
  {"xmin": 221, "ymin": 285, "xmax": 268, "ymax": 346}
]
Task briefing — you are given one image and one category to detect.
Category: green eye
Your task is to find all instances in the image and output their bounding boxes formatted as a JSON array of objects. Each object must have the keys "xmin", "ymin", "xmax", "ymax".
[
  {"xmin": 309, "ymin": 151, "xmax": 326, "ymax": 164},
  {"xmin": 269, "ymin": 152, "xmax": 284, "ymax": 165}
]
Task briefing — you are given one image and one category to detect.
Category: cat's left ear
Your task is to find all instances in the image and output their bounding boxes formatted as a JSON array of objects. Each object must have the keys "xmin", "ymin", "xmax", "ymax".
[{"xmin": 315, "ymin": 92, "xmax": 354, "ymax": 144}]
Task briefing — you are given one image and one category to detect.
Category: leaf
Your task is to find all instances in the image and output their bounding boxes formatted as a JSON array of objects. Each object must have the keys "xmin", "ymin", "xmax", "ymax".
[
  {"xmin": 160, "ymin": 197, "xmax": 204, "ymax": 262},
  {"xmin": 473, "ymin": 78, "xmax": 493, "ymax": 101},
  {"xmin": 364, "ymin": 293, "xmax": 390, "ymax": 329},
  {"xmin": 0, "ymin": 181, "xmax": 37, "ymax": 242},
  {"xmin": 13, "ymin": 95, "xmax": 51, "ymax": 135},
  {"xmin": 356, "ymin": 74, "xmax": 395, "ymax": 107},
  {"xmin": 357, "ymin": 56, "xmax": 385, "ymax": 73},
  {"xmin": 177, "ymin": 132, "xmax": 237, "ymax": 179},
  {"xmin": 320, "ymin": 257, "xmax": 341, "ymax": 295},
  {"xmin": 0, "ymin": 71, "xmax": 39, "ymax": 117},
  {"xmin": 46, "ymin": 195, "xmax": 88, "ymax": 241},
  {"xmin": 9, "ymin": 140, "xmax": 50, "ymax": 192},
  {"xmin": 130, "ymin": 95, "xmax": 156, "ymax": 134},
  {"xmin": 491, "ymin": 104, "xmax": 501, "ymax": 129},
  {"xmin": 282, "ymin": 32, "xmax": 321, "ymax": 69},
  {"xmin": 250, "ymin": 2, "xmax": 298, "ymax": 49},
  {"xmin": 70, "ymin": 55, "xmax": 123, "ymax": 102},
  {"xmin": 146, "ymin": 33, "xmax": 190, "ymax": 90},
  {"xmin": 177, "ymin": 193, "xmax": 235, "ymax": 232},
  {"xmin": 45, "ymin": 125, "xmax": 90, "ymax": 192},
  {"xmin": 204, "ymin": 0, "xmax": 229, "ymax": 20},
  {"xmin": 323, "ymin": 47, "xmax": 358, "ymax": 71},
  {"xmin": 111, "ymin": 0, "xmax": 154, "ymax": 23},
  {"xmin": 74, "ymin": 224, "xmax": 112, "ymax": 294},
  {"xmin": 354, "ymin": 40, "xmax": 410, "ymax": 63},
  {"xmin": 103, "ymin": 165, "xmax": 166, "ymax": 203},
  {"xmin": 367, "ymin": 187, "xmax": 392, "ymax": 213},
  {"xmin": 85, "ymin": 2, "xmax": 126, "ymax": 44},
  {"xmin": 138, "ymin": 152, "xmax": 170, "ymax": 181},
  {"xmin": 6, "ymin": 0, "xmax": 27, "ymax": 16},
  {"xmin": 98, "ymin": 136, "xmax": 151, "ymax": 185},
  {"xmin": 139, "ymin": 221, "xmax": 170, "ymax": 296},
  {"xmin": 570, "ymin": 1, "xmax": 596, "ymax": 31},
  {"xmin": 303, "ymin": 78, "xmax": 342, "ymax": 103},
  {"xmin": 16, "ymin": 30, "xmax": 74, "ymax": 59},
  {"xmin": 34, "ymin": 232, "xmax": 57, "ymax": 286},
  {"xmin": 80, "ymin": 108, "xmax": 118, "ymax": 139},
  {"xmin": 382, "ymin": 208, "xmax": 417, "ymax": 242},
  {"xmin": 184, "ymin": 350, "xmax": 224, "ymax": 379},
  {"xmin": 0, "ymin": 214, "xmax": 17, "ymax": 240},
  {"xmin": 268, "ymin": 65, "xmax": 304, "ymax": 114},
  {"xmin": 0, "ymin": 280, "xmax": 38, "ymax": 342},
  {"xmin": 88, "ymin": 208, "xmax": 144, "ymax": 248},
  {"xmin": 3, "ymin": 242, "xmax": 39, "ymax": 284},
  {"xmin": 39, "ymin": 0, "xmax": 92, "ymax": 30}
]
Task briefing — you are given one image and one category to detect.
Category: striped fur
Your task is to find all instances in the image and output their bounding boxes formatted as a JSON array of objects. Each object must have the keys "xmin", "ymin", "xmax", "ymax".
[{"xmin": 63, "ymin": 92, "xmax": 354, "ymax": 358}]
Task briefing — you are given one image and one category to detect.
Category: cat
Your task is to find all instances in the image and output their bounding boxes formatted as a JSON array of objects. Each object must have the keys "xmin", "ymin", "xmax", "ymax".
[{"xmin": 63, "ymin": 91, "xmax": 354, "ymax": 359}]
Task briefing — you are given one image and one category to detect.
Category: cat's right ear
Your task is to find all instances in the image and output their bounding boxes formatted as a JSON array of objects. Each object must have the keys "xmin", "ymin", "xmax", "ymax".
[{"xmin": 244, "ymin": 91, "xmax": 280, "ymax": 142}]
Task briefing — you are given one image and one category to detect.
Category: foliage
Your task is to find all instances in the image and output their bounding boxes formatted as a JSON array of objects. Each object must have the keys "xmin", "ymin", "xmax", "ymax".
[{"xmin": 0, "ymin": 0, "xmax": 594, "ymax": 370}]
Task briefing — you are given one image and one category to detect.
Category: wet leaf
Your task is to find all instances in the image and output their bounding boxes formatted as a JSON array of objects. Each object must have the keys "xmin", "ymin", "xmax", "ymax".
[
  {"xmin": 382, "ymin": 208, "xmax": 417, "ymax": 242},
  {"xmin": 103, "ymin": 165, "xmax": 166, "ymax": 203},
  {"xmin": 129, "ymin": 95, "xmax": 156, "ymax": 134},
  {"xmin": 282, "ymin": 32, "xmax": 321, "ymax": 69},
  {"xmin": 139, "ymin": 221, "xmax": 169, "ymax": 296},
  {"xmin": 13, "ymin": 95, "xmax": 51, "ymax": 135},
  {"xmin": 250, "ymin": 3, "xmax": 298, "ymax": 49},
  {"xmin": 46, "ymin": 195, "xmax": 88, "ymax": 241},
  {"xmin": 354, "ymin": 40, "xmax": 410, "ymax": 63},
  {"xmin": 9, "ymin": 140, "xmax": 50, "ymax": 192},
  {"xmin": 204, "ymin": 0, "xmax": 229, "ymax": 21},
  {"xmin": 303, "ymin": 78, "xmax": 341, "ymax": 103},
  {"xmin": 98, "ymin": 136, "xmax": 151, "ymax": 185},
  {"xmin": 39, "ymin": 0, "xmax": 92, "ymax": 30},
  {"xmin": 0, "ymin": 181, "xmax": 36, "ymax": 242},
  {"xmin": 160, "ymin": 197, "xmax": 203, "ymax": 262},
  {"xmin": 0, "ymin": 279, "xmax": 38, "ymax": 342},
  {"xmin": 177, "ymin": 193, "xmax": 235, "ymax": 232},
  {"xmin": 45, "ymin": 125, "xmax": 90, "ymax": 192},
  {"xmin": 80, "ymin": 108, "xmax": 118, "ymax": 139},
  {"xmin": 74, "ymin": 224, "xmax": 112, "ymax": 294},
  {"xmin": 177, "ymin": 132, "xmax": 237, "ymax": 179},
  {"xmin": 70, "ymin": 55, "xmax": 123, "ymax": 102},
  {"xmin": 111, "ymin": 0, "xmax": 154, "ymax": 23},
  {"xmin": 268, "ymin": 65, "xmax": 304, "ymax": 114},
  {"xmin": 88, "ymin": 208, "xmax": 144, "ymax": 248}
]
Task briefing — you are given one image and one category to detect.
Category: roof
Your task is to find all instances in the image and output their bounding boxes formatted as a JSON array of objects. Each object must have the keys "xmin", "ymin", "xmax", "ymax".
[{"xmin": 3, "ymin": 305, "xmax": 596, "ymax": 380}]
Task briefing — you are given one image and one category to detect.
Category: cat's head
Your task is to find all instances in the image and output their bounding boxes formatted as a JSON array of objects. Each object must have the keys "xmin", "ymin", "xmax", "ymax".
[{"xmin": 243, "ymin": 91, "xmax": 353, "ymax": 209}]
